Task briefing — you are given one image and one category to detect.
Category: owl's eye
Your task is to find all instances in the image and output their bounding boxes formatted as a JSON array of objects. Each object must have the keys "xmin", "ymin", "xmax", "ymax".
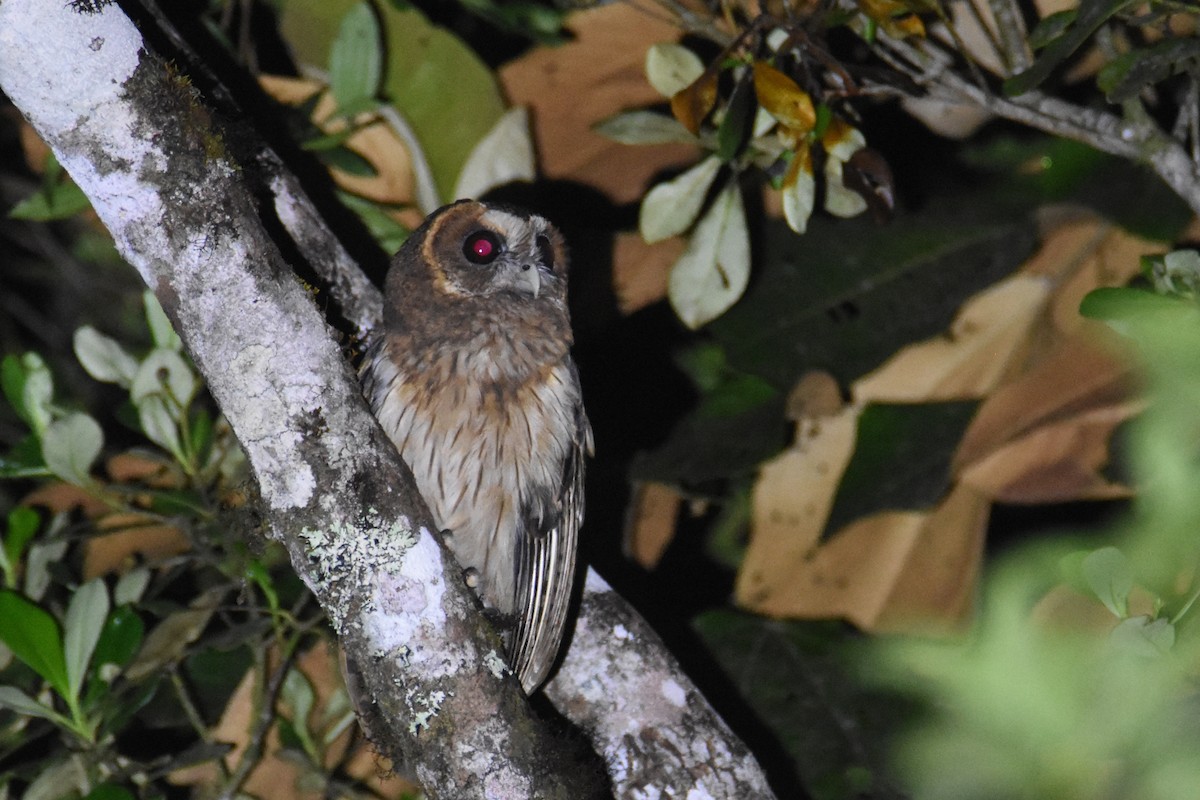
[
  {"xmin": 463, "ymin": 230, "xmax": 502, "ymax": 264},
  {"xmin": 536, "ymin": 234, "xmax": 555, "ymax": 272}
]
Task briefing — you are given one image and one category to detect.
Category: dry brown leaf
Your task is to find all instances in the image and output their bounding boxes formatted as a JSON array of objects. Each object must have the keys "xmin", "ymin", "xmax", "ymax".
[
  {"xmin": 623, "ymin": 481, "xmax": 684, "ymax": 569},
  {"xmin": 953, "ymin": 334, "xmax": 1132, "ymax": 474},
  {"xmin": 84, "ymin": 520, "xmax": 190, "ymax": 578},
  {"xmin": 671, "ymin": 70, "xmax": 719, "ymax": 135},
  {"xmin": 873, "ymin": 484, "xmax": 990, "ymax": 633},
  {"xmin": 741, "ymin": 482, "xmax": 987, "ymax": 630},
  {"xmin": 957, "ymin": 396, "xmax": 1140, "ymax": 503},
  {"xmin": 737, "ymin": 405, "xmax": 860, "ymax": 611},
  {"xmin": 611, "ymin": 231, "xmax": 685, "ymax": 313},
  {"xmin": 854, "ymin": 275, "xmax": 1051, "ymax": 402},
  {"xmin": 785, "ymin": 370, "xmax": 844, "ymax": 420},
  {"xmin": 21, "ymin": 482, "xmax": 108, "ymax": 516},
  {"xmin": 752, "ymin": 62, "xmax": 815, "ymax": 134},
  {"xmin": 499, "ymin": 4, "xmax": 701, "ymax": 204},
  {"xmin": 107, "ymin": 451, "xmax": 178, "ymax": 486}
]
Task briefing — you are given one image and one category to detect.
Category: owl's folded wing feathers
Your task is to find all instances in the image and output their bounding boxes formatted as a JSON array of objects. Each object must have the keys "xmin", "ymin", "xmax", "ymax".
[{"xmin": 509, "ymin": 402, "xmax": 591, "ymax": 694}]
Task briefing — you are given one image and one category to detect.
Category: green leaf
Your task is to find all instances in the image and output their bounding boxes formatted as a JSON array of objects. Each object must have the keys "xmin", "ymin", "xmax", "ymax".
[
  {"xmin": 25, "ymin": 539, "xmax": 68, "ymax": 602},
  {"xmin": 1026, "ymin": 9, "xmax": 1076, "ymax": 50},
  {"xmin": 645, "ymin": 42, "xmax": 705, "ymax": 98},
  {"xmin": 4, "ymin": 507, "xmax": 41, "ymax": 578},
  {"xmin": 336, "ymin": 191, "xmax": 410, "ymax": 252},
  {"xmin": 73, "ymin": 326, "xmax": 139, "ymax": 388},
  {"xmin": 823, "ymin": 125, "xmax": 868, "ymax": 218},
  {"xmin": 91, "ymin": 606, "xmax": 145, "ymax": 675},
  {"xmin": 1079, "ymin": 287, "xmax": 1191, "ymax": 333},
  {"xmin": 65, "ymin": 579, "xmax": 110, "ymax": 701},
  {"xmin": 1004, "ymin": 0, "xmax": 1140, "ymax": 96},
  {"xmin": 2, "ymin": 352, "xmax": 54, "ymax": 436},
  {"xmin": 593, "ymin": 111, "xmax": 696, "ymax": 146},
  {"xmin": 190, "ymin": 407, "xmax": 214, "ymax": 467},
  {"xmin": 1097, "ymin": 38, "xmax": 1200, "ymax": 104},
  {"xmin": 694, "ymin": 611, "xmax": 906, "ymax": 798},
  {"xmin": 0, "ymin": 685, "xmax": 60, "ymax": 721},
  {"xmin": 329, "ymin": 1, "xmax": 383, "ymax": 112},
  {"xmin": 284, "ymin": 2, "xmax": 506, "ymax": 201},
  {"xmin": 301, "ymin": 126, "xmax": 359, "ymax": 152},
  {"xmin": 8, "ymin": 171, "xmax": 91, "ymax": 221},
  {"xmin": 313, "ymin": 143, "xmax": 378, "ymax": 177},
  {"xmin": 824, "ymin": 401, "xmax": 979, "ymax": 538},
  {"xmin": 0, "ymin": 590, "xmax": 70, "ymax": 697},
  {"xmin": 453, "ymin": 107, "xmax": 536, "ymax": 201},
  {"xmin": 668, "ymin": 180, "xmax": 751, "ymax": 328},
  {"xmin": 83, "ymin": 785, "xmax": 136, "ymax": 800},
  {"xmin": 25, "ymin": 756, "xmax": 88, "ymax": 800},
  {"xmin": 1082, "ymin": 546, "xmax": 1133, "ymax": 617},
  {"xmin": 639, "ymin": 156, "xmax": 722, "ymax": 244},
  {"xmin": 710, "ymin": 201, "xmax": 1037, "ymax": 387},
  {"xmin": 142, "ymin": 291, "xmax": 182, "ymax": 352},
  {"xmin": 0, "ymin": 434, "xmax": 50, "ymax": 479},
  {"xmin": 782, "ymin": 152, "xmax": 816, "ymax": 234},
  {"xmin": 281, "ymin": 666, "xmax": 316, "ymax": 730},
  {"xmin": 716, "ymin": 76, "xmax": 755, "ymax": 163},
  {"xmin": 41, "ymin": 412, "xmax": 103, "ymax": 486}
]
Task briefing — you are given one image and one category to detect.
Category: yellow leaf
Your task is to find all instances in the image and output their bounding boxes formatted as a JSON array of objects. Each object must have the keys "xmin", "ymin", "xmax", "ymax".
[
  {"xmin": 670, "ymin": 69, "xmax": 719, "ymax": 135},
  {"xmin": 752, "ymin": 62, "xmax": 816, "ymax": 135},
  {"xmin": 856, "ymin": 0, "xmax": 927, "ymax": 38}
]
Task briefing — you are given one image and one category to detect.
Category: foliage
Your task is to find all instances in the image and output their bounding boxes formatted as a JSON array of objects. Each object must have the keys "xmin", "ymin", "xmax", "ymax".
[
  {"xmin": 0, "ymin": 301, "xmax": 380, "ymax": 797},
  {"xmin": 872, "ymin": 261, "xmax": 1200, "ymax": 798},
  {"xmin": 5, "ymin": 0, "xmax": 1200, "ymax": 798}
]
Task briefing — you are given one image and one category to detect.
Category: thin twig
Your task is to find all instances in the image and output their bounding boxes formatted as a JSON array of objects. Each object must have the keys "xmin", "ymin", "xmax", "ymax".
[{"xmin": 215, "ymin": 647, "xmax": 296, "ymax": 800}]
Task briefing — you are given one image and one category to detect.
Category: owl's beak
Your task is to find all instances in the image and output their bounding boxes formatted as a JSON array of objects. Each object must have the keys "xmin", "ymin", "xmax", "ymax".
[{"xmin": 512, "ymin": 263, "xmax": 541, "ymax": 299}]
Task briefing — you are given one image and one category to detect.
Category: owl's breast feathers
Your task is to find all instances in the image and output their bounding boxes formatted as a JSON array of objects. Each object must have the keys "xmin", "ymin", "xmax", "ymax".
[{"xmin": 362, "ymin": 301, "xmax": 589, "ymax": 615}]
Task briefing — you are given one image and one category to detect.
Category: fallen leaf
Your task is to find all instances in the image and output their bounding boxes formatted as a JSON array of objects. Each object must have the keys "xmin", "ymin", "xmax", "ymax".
[
  {"xmin": 623, "ymin": 481, "xmax": 684, "ymax": 569},
  {"xmin": 873, "ymin": 484, "xmax": 990, "ymax": 632},
  {"xmin": 854, "ymin": 275, "xmax": 1052, "ymax": 402},
  {"xmin": 958, "ymin": 403, "xmax": 1139, "ymax": 502},
  {"xmin": 952, "ymin": 334, "xmax": 1133, "ymax": 477},
  {"xmin": 737, "ymin": 405, "xmax": 861, "ymax": 612},
  {"xmin": 499, "ymin": 4, "xmax": 701, "ymax": 203}
]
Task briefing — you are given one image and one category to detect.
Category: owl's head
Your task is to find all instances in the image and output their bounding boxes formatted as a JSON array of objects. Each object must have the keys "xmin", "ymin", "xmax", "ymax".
[{"xmin": 399, "ymin": 199, "xmax": 569, "ymax": 304}]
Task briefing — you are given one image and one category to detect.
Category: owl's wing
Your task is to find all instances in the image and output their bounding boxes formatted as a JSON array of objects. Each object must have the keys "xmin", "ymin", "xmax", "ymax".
[{"xmin": 509, "ymin": 398, "xmax": 592, "ymax": 694}]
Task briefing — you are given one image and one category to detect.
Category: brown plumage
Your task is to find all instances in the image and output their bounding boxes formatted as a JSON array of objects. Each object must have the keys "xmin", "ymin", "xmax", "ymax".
[{"xmin": 361, "ymin": 199, "xmax": 591, "ymax": 693}]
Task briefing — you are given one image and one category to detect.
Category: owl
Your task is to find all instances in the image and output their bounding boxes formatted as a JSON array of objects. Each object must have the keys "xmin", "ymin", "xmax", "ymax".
[{"xmin": 361, "ymin": 199, "xmax": 592, "ymax": 694}]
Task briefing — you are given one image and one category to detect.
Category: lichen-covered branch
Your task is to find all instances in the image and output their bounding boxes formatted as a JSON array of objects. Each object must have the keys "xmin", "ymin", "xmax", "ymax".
[
  {"xmin": 547, "ymin": 573, "xmax": 777, "ymax": 799},
  {"xmin": 0, "ymin": 1, "xmax": 778, "ymax": 797}
]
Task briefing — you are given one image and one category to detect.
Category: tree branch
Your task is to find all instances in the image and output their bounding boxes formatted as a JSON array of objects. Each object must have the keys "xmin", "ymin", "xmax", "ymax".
[
  {"xmin": 0, "ymin": 1, "xmax": 777, "ymax": 797},
  {"xmin": 873, "ymin": 34, "xmax": 1200, "ymax": 217}
]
